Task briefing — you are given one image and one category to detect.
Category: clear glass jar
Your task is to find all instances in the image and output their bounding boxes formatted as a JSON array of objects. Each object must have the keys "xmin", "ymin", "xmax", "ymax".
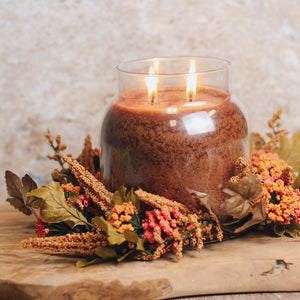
[{"xmin": 100, "ymin": 57, "xmax": 249, "ymax": 220}]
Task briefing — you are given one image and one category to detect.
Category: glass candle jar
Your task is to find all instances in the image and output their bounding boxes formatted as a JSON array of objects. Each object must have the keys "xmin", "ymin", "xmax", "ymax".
[{"xmin": 100, "ymin": 57, "xmax": 249, "ymax": 220}]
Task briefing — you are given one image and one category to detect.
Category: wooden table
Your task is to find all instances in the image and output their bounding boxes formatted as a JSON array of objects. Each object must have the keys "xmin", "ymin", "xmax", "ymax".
[{"xmin": 1, "ymin": 202, "xmax": 300, "ymax": 300}]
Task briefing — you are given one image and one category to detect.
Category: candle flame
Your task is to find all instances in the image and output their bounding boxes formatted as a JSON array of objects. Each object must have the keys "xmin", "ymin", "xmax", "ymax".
[
  {"xmin": 186, "ymin": 59, "xmax": 197, "ymax": 102},
  {"xmin": 145, "ymin": 65, "xmax": 158, "ymax": 104}
]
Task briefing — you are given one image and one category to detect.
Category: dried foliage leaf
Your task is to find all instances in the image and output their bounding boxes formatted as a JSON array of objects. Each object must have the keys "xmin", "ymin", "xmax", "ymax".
[
  {"xmin": 128, "ymin": 213, "xmax": 142, "ymax": 232},
  {"xmin": 28, "ymin": 181, "xmax": 90, "ymax": 228},
  {"xmin": 92, "ymin": 216, "xmax": 144, "ymax": 250},
  {"xmin": 95, "ymin": 246, "xmax": 118, "ymax": 260},
  {"xmin": 76, "ymin": 258, "xmax": 104, "ymax": 268},
  {"xmin": 285, "ymin": 223, "xmax": 300, "ymax": 238},
  {"xmin": 224, "ymin": 174, "xmax": 263, "ymax": 219},
  {"xmin": 223, "ymin": 190, "xmax": 252, "ymax": 220},
  {"xmin": 274, "ymin": 221, "xmax": 300, "ymax": 238},
  {"xmin": 92, "ymin": 216, "xmax": 126, "ymax": 245},
  {"xmin": 273, "ymin": 222, "xmax": 285, "ymax": 237},
  {"xmin": 186, "ymin": 188, "xmax": 210, "ymax": 212},
  {"xmin": 124, "ymin": 230, "xmax": 145, "ymax": 251},
  {"xmin": 293, "ymin": 174, "xmax": 300, "ymax": 190},
  {"xmin": 276, "ymin": 131, "xmax": 300, "ymax": 176},
  {"xmin": 234, "ymin": 200, "xmax": 266, "ymax": 234},
  {"xmin": 117, "ymin": 250, "xmax": 136, "ymax": 263},
  {"xmin": 5, "ymin": 170, "xmax": 38, "ymax": 216},
  {"xmin": 112, "ymin": 186, "xmax": 140, "ymax": 211},
  {"xmin": 68, "ymin": 192, "xmax": 80, "ymax": 205}
]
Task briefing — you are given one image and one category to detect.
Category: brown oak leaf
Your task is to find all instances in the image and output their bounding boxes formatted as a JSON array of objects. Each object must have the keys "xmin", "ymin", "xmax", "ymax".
[
  {"xmin": 223, "ymin": 174, "xmax": 263, "ymax": 219},
  {"xmin": 5, "ymin": 170, "xmax": 38, "ymax": 218},
  {"xmin": 233, "ymin": 199, "xmax": 266, "ymax": 234}
]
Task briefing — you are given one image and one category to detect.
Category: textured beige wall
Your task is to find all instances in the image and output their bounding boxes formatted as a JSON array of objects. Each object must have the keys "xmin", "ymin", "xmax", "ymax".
[{"xmin": 1, "ymin": 0, "xmax": 299, "ymax": 199}]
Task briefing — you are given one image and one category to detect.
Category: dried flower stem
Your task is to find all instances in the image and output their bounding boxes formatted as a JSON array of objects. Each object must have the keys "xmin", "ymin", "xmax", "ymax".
[
  {"xmin": 135, "ymin": 189, "xmax": 190, "ymax": 214},
  {"xmin": 263, "ymin": 109, "xmax": 288, "ymax": 153},
  {"xmin": 45, "ymin": 132, "xmax": 69, "ymax": 171},
  {"xmin": 22, "ymin": 231, "xmax": 108, "ymax": 256},
  {"xmin": 77, "ymin": 135, "xmax": 96, "ymax": 175},
  {"xmin": 61, "ymin": 155, "xmax": 113, "ymax": 212}
]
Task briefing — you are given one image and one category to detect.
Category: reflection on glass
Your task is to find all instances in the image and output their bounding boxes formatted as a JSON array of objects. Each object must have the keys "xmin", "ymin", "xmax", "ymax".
[
  {"xmin": 166, "ymin": 107, "xmax": 178, "ymax": 114},
  {"xmin": 169, "ymin": 120, "xmax": 177, "ymax": 127},
  {"xmin": 182, "ymin": 111, "xmax": 215, "ymax": 136}
]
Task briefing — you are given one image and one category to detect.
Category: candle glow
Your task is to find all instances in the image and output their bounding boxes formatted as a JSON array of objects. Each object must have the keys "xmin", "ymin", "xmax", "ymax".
[
  {"xmin": 145, "ymin": 65, "xmax": 158, "ymax": 104},
  {"xmin": 153, "ymin": 60, "xmax": 159, "ymax": 73},
  {"xmin": 186, "ymin": 59, "xmax": 197, "ymax": 102}
]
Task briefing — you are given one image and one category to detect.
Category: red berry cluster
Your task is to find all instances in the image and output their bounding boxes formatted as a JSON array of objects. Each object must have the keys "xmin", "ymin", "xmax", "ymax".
[
  {"xmin": 142, "ymin": 207, "xmax": 181, "ymax": 244},
  {"xmin": 291, "ymin": 207, "xmax": 300, "ymax": 224},
  {"xmin": 75, "ymin": 195, "xmax": 89, "ymax": 210},
  {"xmin": 35, "ymin": 217, "xmax": 50, "ymax": 238}
]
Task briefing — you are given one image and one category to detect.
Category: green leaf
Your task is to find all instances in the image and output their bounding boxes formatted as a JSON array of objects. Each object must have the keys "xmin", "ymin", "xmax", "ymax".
[
  {"xmin": 28, "ymin": 181, "xmax": 91, "ymax": 229},
  {"xmin": 285, "ymin": 222, "xmax": 300, "ymax": 238},
  {"xmin": 47, "ymin": 222, "xmax": 74, "ymax": 236},
  {"xmin": 92, "ymin": 216, "xmax": 126, "ymax": 245},
  {"xmin": 273, "ymin": 222, "xmax": 285, "ymax": 236},
  {"xmin": 76, "ymin": 258, "xmax": 104, "ymax": 268},
  {"xmin": 129, "ymin": 213, "xmax": 142, "ymax": 232},
  {"xmin": 5, "ymin": 171, "xmax": 38, "ymax": 216},
  {"xmin": 111, "ymin": 186, "xmax": 126, "ymax": 205},
  {"xmin": 124, "ymin": 230, "xmax": 145, "ymax": 251},
  {"xmin": 273, "ymin": 221, "xmax": 300, "ymax": 238},
  {"xmin": 117, "ymin": 249, "xmax": 135, "ymax": 263},
  {"xmin": 93, "ymin": 216, "xmax": 145, "ymax": 250},
  {"xmin": 276, "ymin": 131, "xmax": 300, "ymax": 180},
  {"xmin": 112, "ymin": 186, "xmax": 140, "ymax": 211},
  {"xmin": 95, "ymin": 246, "xmax": 118, "ymax": 259},
  {"xmin": 68, "ymin": 192, "xmax": 80, "ymax": 205},
  {"xmin": 276, "ymin": 136, "xmax": 291, "ymax": 161}
]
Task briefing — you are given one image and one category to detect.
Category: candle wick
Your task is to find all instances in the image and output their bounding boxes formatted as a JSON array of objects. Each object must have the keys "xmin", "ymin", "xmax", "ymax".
[
  {"xmin": 151, "ymin": 94, "xmax": 155, "ymax": 105},
  {"xmin": 188, "ymin": 92, "xmax": 193, "ymax": 102}
]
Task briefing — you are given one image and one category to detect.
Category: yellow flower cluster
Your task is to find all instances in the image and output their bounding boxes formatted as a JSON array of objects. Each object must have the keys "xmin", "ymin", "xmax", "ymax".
[{"xmin": 107, "ymin": 202, "xmax": 138, "ymax": 234}]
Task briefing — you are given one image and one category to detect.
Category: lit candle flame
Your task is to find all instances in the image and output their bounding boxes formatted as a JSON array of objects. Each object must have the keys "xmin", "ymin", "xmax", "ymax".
[
  {"xmin": 186, "ymin": 59, "xmax": 197, "ymax": 102},
  {"xmin": 145, "ymin": 64, "xmax": 158, "ymax": 104}
]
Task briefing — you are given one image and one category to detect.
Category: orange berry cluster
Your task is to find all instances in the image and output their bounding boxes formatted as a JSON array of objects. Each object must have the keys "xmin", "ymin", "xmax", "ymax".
[
  {"xmin": 61, "ymin": 183, "xmax": 80, "ymax": 194},
  {"xmin": 107, "ymin": 202, "xmax": 138, "ymax": 234},
  {"xmin": 252, "ymin": 151, "xmax": 288, "ymax": 182},
  {"xmin": 252, "ymin": 151, "xmax": 300, "ymax": 225},
  {"xmin": 263, "ymin": 180, "xmax": 300, "ymax": 224}
]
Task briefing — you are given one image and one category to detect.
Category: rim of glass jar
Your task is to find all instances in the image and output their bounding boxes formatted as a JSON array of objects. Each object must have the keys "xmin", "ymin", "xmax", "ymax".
[{"xmin": 116, "ymin": 56, "xmax": 231, "ymax": 77}]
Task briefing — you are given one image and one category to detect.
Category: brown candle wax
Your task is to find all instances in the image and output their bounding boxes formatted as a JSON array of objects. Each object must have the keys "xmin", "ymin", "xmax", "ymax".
[{"xmin": 100, "ymin": 87, "xmax": 248, "ymax": 220}]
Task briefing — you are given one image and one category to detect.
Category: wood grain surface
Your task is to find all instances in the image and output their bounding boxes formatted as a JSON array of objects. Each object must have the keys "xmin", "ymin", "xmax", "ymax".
[{"xmin": 0, "ymin": 202, "xmax": 300, "ymax": 300}]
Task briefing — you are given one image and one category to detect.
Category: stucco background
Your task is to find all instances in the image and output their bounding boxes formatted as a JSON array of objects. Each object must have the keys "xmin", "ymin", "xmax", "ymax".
[{"xmin": 1, "ymin": 0, "xmax": 299, "ymax": 200}]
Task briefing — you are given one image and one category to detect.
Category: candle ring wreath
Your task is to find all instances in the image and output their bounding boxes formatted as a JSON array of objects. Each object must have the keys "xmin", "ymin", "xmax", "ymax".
[{"xmin": 5, "ymin": 109, "xmax": 300, "ymax": 267}]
